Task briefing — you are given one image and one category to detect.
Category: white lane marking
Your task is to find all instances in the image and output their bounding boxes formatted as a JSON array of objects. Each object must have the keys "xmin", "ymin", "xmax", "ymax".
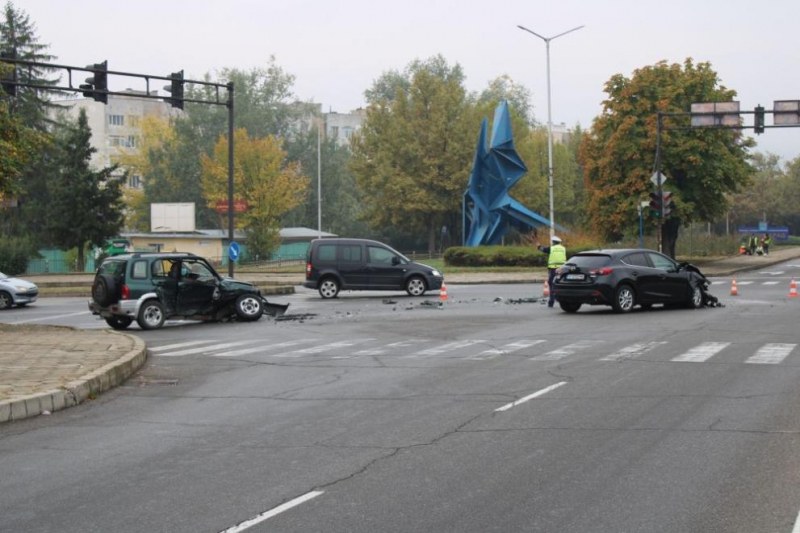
[
  {"xmin": 530, "ymin": 340, "xmax": 600, "ymax": 361},
  {"xmin": 763, "ymin": 281, "xmax": 780, "ymax": 286},
  {"xmin": 736, "ymin": 281, "xmax": 754, "ymax": 285},
  {"xmin": 759, "ymin": 271, "xmax": 784, "ymax": 276},
  {"xmin": 792, "ymin": 508, "xmax": 800, "ymax": 533},
  {"xmin": 495, "ymin": 382, "xmax": 568, "ymax": 412},
  {"xmin": 745, "ymin": 343, "xmax": 797, "ymax": 365},
  {"xmin": 601, "ymin": 341, "xmax": 667, "ymax": 361},
  {"xmin": 214, "ymin": 339, "xmax": 316, "ymax": 357},
  {"xmin": 353, "ymin": 339, "xmax": 427, "ymax": 356},
  {"xmin": 149, "ymin": 340, "xmax": 215, "ymax": 352},
  {"xmin": 10, "ymin": 311, "xmax": 91, "ymax": 324},
  {"xmin": 156, "ymin": 340, "xmax": 257, "ymax": 357},
  {"xmin": 407, "ymin": 339, "xmax": 486, "ymax": 357},
  {"xmin": 468, "ymin": 340, "xmax": 546, "ymax": 360},
  {"xmin": 671, "ymin": 342, "xmax": 730, "ymax": 363},
  {"xmin": 219, "ymin": 490, "xmax": 324, "ymax": 533}
]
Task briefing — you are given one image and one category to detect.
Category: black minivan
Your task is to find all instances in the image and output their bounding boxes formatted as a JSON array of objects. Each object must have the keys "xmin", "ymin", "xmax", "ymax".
[{"xmin": 303, "ymin": 238, "xmax": 444, "ymax": 298}]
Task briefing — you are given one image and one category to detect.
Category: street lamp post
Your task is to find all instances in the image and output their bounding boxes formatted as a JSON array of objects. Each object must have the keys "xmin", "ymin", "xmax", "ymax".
[{"xmin": 517, "ymin": 23, "xmax": 584, "ymax": 238}]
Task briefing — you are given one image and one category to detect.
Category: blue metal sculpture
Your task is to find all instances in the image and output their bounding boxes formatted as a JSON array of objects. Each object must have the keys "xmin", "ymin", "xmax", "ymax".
[{"xmin": 462, "ymin": 101, "xmax": 559, "ymax": 246}]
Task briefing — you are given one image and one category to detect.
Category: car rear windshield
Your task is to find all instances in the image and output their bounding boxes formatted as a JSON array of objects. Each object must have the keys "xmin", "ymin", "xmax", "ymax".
[{"xmin": 566, "ymin": 254, "xmax": 612, "ymax": 269}]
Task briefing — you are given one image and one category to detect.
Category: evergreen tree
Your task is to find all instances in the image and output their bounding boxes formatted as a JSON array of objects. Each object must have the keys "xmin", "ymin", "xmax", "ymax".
[
  {"xmin": 0, "ymin": 1, "xmax": 58, "ymax": 129},
  {"xmin": 44, "ymin": 109, "xmax": 125, "ymax": 271}
]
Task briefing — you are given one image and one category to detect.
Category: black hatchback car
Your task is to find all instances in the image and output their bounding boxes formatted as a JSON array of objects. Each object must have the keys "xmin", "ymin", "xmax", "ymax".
[{"xmin": 552, "ymin": 249, "xmax": 710, "ymax": 313}]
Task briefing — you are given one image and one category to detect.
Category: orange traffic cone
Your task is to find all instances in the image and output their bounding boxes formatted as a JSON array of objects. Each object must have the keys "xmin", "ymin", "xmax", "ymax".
[
  {"xmin": 542, "ymin": 279, "xmax": 550, "ymax": 299},
  {"xmin": 789, "ymin": 278, "xmax": 798, "ymax": 298},
  {"xmin": 439, "ymin": 282, "xmax": 449, "ymax": 302},
  {"xmin": 730, "ymin": 278, "xmax": 738, "ymax": 296}
]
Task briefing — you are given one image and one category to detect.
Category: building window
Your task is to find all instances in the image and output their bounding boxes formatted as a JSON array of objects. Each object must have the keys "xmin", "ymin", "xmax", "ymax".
[
  {"xmin": 128, "ymin": 175, "xmax": 142, "ymax": 189},
  {"xmin": 108, "ymin": 114, "xmax": 124, "ymax": 126},
  {"xmin": 127, "ymin": 135, "xmax": 137, "ymax": 148}
]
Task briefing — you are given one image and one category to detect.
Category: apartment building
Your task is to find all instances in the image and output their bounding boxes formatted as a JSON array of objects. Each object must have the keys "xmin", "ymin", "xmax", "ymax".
[{"xmin": 52, "ymin": 91, "xmax": 179, "ymax": 189}]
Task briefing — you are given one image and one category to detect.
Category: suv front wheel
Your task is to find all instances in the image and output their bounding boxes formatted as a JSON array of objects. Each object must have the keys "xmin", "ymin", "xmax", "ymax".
[
  {"xmin": 137, "ymin": 299, "xmax": 166, "ymax": 330},
  {"xmin": 235, "ymin": 294, "xmax": 264, "ymax": 321}
]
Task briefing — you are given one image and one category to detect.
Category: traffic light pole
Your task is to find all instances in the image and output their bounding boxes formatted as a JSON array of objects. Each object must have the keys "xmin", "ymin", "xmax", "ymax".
[
  {"xmin": 1, "ymin": 57, "xmax": 239, "ymax": 277},
  {"xmin": 654, "ymin": 113, "xmax": 664, "ymax": 253}
]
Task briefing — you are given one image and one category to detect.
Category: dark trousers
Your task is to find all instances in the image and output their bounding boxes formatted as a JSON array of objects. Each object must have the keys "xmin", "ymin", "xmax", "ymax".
[{"xmin": 547, "ymin": 268, "xmax": 557, "ymax": 307}]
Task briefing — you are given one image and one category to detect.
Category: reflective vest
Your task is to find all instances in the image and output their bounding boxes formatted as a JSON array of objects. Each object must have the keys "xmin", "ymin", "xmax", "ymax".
[{"xmin": 548, "ymin": 244, "xmax": 567, "ymax": 269}]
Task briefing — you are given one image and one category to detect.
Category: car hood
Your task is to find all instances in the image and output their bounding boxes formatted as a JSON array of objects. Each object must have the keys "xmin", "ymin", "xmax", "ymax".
[
  {"xmin": 0, "ymin": 276, "xmax": 37, "ymax": 290},
  {"xmin": 413, "ymin": 262, "xmax": 443, "ymax": 276},
  {"xmin": 219, "ymin": 277, "xmax": 258, "ymax": 292}
]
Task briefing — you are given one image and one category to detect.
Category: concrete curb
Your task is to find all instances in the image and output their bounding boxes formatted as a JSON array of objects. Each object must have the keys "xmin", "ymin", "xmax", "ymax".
[{"xmin": 0, "ymin": 331, "xmax": 147, "ymax": 424}]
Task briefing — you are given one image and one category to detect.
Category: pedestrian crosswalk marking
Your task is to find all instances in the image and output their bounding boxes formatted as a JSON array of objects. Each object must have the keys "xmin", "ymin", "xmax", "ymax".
[
  {"xmin": 157, "ymin": 340, "xmax": 256, "ymax": 357},
  {"xmin": 408, "ymin": 339, "xmax": 487, "ymax": 357},
  {"xmin": 148, "ymin": 338, "xmax": 798, "ymax": 366},
  {"xmin": 468, "ymin": 340, "xmax": 546, "ymax": 360},
  {"xmin": 353, "ymin": 339, "xmax": 428, "ymax": 356},
  {"xmin": 276, "ymin": 339, "xmax": 374, "ymax": 358},
  {"xmin": 150, "ymin": 340, "xmax": 216, "ymax": 352},
  {"xmin": 671, "ymin": 342, "xmax": 731, "ymax": 362},
  {"xmin": 531, "ymin": 340, "xmax": 601, "ymax": 361},
  {"xmin": 215, "ymin": 339, "xmax": 314, "ymax": 358},
  {"xmin": 600, "ymin": 341, "xmax": 668, "ymax": 361},
  {"xmin": 745, "ymin": 343, "xmax": 797, "ymax": 364}
]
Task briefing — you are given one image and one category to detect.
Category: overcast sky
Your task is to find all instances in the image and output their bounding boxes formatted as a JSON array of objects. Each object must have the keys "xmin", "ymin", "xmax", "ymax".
[{"xmin": 19, "ymin": 0, "xmax": 800, "ymax": 161}]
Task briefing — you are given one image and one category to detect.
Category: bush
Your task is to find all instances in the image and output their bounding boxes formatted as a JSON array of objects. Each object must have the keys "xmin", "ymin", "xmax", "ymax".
[{"xmin": 0, "ymin": 236, "xmax": 40, "ymax": 275}]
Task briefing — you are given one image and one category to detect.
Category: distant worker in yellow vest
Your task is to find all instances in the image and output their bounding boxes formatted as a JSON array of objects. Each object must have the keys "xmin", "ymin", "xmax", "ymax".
[{"xmin": 537, "ymin": 235, "xmax": 567, "ymax": 308}]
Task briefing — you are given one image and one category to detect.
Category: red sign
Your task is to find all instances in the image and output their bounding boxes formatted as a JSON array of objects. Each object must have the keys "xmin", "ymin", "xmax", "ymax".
[{"xmin": 213, "ymin": 199, "xmax": 249, "ymax": 214}]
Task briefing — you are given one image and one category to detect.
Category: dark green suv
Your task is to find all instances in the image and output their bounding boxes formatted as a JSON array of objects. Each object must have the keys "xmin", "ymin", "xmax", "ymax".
[{"xmin": 88, "ymin": 252, "xmax": 275, "ymax": 330}]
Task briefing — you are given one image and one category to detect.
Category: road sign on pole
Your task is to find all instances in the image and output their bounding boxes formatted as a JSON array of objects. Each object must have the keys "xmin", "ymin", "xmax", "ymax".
[{"xmin": 228, "ymin": 241, "xmax": 240, "ymax": 263}]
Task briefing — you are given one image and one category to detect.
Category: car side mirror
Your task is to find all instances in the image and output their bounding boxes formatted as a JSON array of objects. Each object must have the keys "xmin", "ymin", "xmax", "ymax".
[{"xmin": 392, "ymin": 256, "xmax": 400, "ymax": 266}]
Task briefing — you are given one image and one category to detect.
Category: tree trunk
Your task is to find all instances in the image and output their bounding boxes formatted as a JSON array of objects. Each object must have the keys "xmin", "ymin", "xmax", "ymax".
[
  {"xmin": 76, "ymin": 244, "xmax": 85, "ymax": 272},
  {"xmin": 661, "ymin": 218, "xmax": 680, "ymax": 259}
]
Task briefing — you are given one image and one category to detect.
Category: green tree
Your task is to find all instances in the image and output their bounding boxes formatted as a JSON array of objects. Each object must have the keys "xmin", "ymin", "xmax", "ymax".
[
  {"xmin": 0, "ymin": 97, "xmax": 43, "ymax": 201},
  {"xmin": 201, "ymin": 128, "xmax": 308, "ymax": 258},
  {"xmin": 580, "ymin": 59, "xmax": 753, "ymax": 257},
  {"xmin": 351, "ymin": 55, "xmax": 476, "ymax": 253},
  {"xmin": 44, "ymin": 109, "xmax": 125, "ymax": 270}
]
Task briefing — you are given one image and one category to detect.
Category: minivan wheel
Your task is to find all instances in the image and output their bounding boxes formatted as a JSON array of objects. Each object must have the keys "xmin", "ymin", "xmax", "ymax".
[
  {"xmin": 405, "ymin": 276, "xmax": 426, "ymax": 296},
  {"xmin": 319, "ymin": 277, "xmax": 340, "ymax": 299},
  {"xmin": 137, "ymin": 299, "xmax": 166, "ymax": 330},
  {"xmin": 235, "ymin": 294, "xmax": 263, "ymax": 321},
  {"xmin": 611, "ymin": 284, "xmax": 635, "ymax": 313}
]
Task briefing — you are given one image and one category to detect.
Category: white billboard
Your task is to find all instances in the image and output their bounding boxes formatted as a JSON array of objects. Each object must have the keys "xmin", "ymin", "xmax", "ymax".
[{"xmin": 151, "ymin": 203, "xmax": 196, "ymax": 232}]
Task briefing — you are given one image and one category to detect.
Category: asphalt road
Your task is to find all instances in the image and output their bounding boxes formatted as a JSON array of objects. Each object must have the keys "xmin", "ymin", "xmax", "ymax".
[{"xmin": 2, "ymin": 264, "xmax": 800, "ymax": 532}]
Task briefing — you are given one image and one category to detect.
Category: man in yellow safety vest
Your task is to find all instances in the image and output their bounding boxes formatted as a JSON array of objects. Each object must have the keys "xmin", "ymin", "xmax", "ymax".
[{"xmin": 537, "ymin": 235, "xmax": 567, "ymax": 308}]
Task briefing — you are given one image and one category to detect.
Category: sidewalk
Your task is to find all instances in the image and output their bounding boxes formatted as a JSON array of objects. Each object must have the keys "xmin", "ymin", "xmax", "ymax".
[{"xmin": 3, "ymin": 246, "xmax": 799, "ymax": 424}]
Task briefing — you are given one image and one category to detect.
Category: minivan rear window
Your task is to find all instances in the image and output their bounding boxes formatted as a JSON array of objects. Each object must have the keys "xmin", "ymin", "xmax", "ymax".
[{"xmin": 317, "ymin": 244, "xmax": 337, "ymax": 262}]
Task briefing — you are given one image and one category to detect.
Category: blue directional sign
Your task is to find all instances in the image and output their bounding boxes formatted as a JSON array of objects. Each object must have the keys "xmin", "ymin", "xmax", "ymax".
[{"xmin": 228, "ymin": 241, "xmax": 241, "ymax": 262}]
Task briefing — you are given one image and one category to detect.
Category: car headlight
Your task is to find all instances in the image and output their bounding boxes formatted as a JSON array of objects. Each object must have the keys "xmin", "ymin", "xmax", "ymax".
[
  {"xmin": 13, "ymin": 284, "xmax": 32, "ymax": 293},
  {"xmin": 431, "ymin": 270, "xmax": 442, "ymax": 277}
]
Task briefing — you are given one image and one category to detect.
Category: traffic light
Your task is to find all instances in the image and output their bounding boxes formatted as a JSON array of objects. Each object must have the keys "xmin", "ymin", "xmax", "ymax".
[
  {"xmin": 163, "ymin": 70, "xmax": 184, "ymax": 109},
  {"xmin": 649, "ymin": 191, "xmax": 662, "ymax": 217},
  {"xmin": 0, "ymin": 49, "xmax": 16, "ymax": 97},
  {"xmin": 79, "ymin": 61, "xmax": 108, "ymax": 103},
  {"xmin": 662, "ymin": 191, "xmax": 674, "ymax": 217},
  {"xmin": 754, "ymin": 105, "xmax": 765, "ymax": 134}
]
